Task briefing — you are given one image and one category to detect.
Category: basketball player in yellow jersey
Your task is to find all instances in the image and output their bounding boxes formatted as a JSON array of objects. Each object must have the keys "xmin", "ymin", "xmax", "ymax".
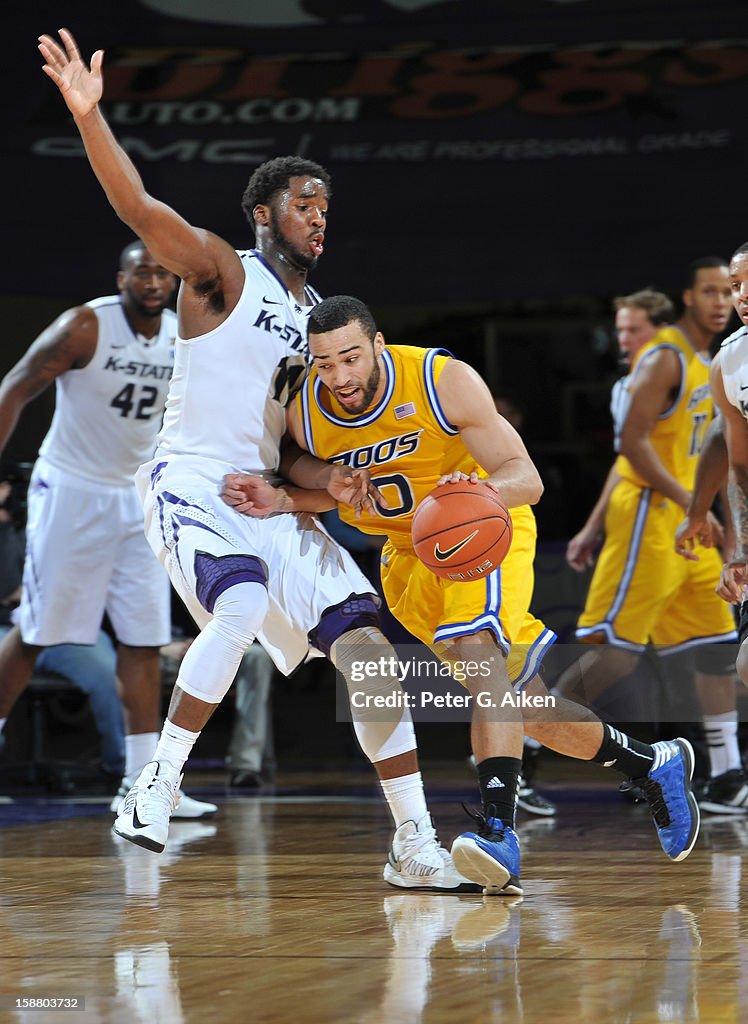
[
  {"xmin": 572, "ymin": 258, "xmax": 743, "ymax": 812},
  {"xmin": 225, "ymin": 295, "xmax": 702, "ymax": 881}
]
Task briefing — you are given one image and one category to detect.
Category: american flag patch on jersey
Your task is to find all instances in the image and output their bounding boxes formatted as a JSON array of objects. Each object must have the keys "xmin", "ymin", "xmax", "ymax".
[{"xmin": 395, "ymin": 402, "xmax": 416, "ymax": 419}]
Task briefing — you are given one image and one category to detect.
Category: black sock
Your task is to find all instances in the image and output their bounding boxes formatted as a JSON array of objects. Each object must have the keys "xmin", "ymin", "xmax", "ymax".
[
  {"xmin": 477, "ymin": 756, "xmax": 521, "ymax": 827},
  {"xmin": 592, "ymin": 724, "xmax": 655, "ymax": 779}
]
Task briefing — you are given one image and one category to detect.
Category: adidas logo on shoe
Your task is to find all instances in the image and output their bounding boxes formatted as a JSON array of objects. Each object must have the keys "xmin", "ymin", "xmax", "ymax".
[{"xmin": 485, "ymin": 777, "xmax": 505, "ymax": 788}]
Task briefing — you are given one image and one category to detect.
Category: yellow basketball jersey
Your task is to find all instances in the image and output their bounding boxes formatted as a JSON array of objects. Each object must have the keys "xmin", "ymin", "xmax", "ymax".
[
  {"xmin": 298, "ymin": 345, "xmax": 482, "ymax": 547},
  {"xmin": 615, "ymin": 326, "xmax": 712, "ymax": 491}
]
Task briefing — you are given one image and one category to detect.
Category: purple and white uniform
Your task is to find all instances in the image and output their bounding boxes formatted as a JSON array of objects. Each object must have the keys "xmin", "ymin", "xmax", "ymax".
[
  {"xmin": 136, "ymin": 251, "xmax": 376, "ymax": 675},
  {"xmin": 20, "ymin": 297, "xmax": 174, "ymax": 646}
]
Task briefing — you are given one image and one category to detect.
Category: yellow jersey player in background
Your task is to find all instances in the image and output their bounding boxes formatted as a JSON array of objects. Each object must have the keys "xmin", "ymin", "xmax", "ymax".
[
  {"xmin": 566, "ymin": 258, "xmax": 742, "ymax": 813},
  {"xmin": 224, "ymin": 294, "xmax": 702, "ymax": 882}
]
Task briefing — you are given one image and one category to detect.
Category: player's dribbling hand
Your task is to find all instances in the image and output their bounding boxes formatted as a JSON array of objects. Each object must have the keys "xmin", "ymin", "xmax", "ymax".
[
  {"xmin": 716, "ymin": 560, "xmax": 748, "ymax": 604},
  {"xmin": 437, "ymin": 471, "xmax": 501, "ymax": 494},
  {"xmin": 221, "ymin": 474, "xmax": 285, "ymax": 517},
  {"xmin": 327, "ymin": 465, "xmax": 387, "ymax": 519},
  {"xmin": 39, "ymin": 28, "xmax": 103, "ymax": 119}
]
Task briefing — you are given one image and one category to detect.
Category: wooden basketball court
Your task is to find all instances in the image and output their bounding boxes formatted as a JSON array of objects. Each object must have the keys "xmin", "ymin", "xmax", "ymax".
[{"xmin": 0, "ymin": 761, "xmax": 745, "ymax": 1023}]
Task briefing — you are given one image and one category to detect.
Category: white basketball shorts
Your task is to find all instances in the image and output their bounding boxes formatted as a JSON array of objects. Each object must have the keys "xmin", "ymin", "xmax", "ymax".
[
  {"xmin": 19, "ymin": 458, "xmax": 171, "ymax": 647},
  {"xmin": 136, "ymin": 454, "xmax": 378, "ymax": 675}
]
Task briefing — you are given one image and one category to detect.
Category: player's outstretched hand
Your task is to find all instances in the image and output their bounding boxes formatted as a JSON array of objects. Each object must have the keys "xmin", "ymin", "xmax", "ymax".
[
  {"xmin": 39, "ymin": 27, "xmax": 103, "ymax": 118},
  {"xmin": 328, "ymin": 465, "xmax": 387, "ymax": 519},
  {"xmin": 221, "ymin": 474, "xmax": 284, "ymax": 517},
  {"xmin": 716, "ymin": 560, "xmax": 748, "ymax": 604}
]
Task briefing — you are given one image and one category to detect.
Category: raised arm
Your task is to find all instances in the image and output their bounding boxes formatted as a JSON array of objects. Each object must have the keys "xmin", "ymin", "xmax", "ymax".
[
  {"xmin": 39, "ymin": 29, "xmax": 243, "ymax": 331},
  {"xmin": 618, "ymin": 348, "xmax": 691, "ymax": 509},
  {"xmin": 436, "ymin": 360, "xmax": 543, "ymax": 508},
  {"xmin": 0, "ymin": 306, "xmax": 97, "ymax": 455}
]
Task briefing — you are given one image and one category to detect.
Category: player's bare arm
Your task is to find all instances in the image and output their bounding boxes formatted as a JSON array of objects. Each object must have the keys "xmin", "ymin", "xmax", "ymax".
[
  {"xmin": 0, "ymin": 305, "xmax": 97, "ymax": 453},
  {"xmin": 222, "ymin": 406, "xmax": 385, "ymax": 517},
  {"xmin": 39, "ymin": 28, "xmax": 244, "ymax": 337},
  {"xmin": 436, "ymin": 360, "xmax": 543, "ymax": 508},
  {"xmin": 711, "ymin": 357, "xmax": 748, "ymax": 592},
  {"xmin": 619, "ymin": 347, "xmax": 691, "ymax": 509},
  {"xmin": 566, "ymin": 465, "xmax": 621, "ymax": 572},
  {"xmin": 675, "ymin": 390, "xmax": 728, "ymax": 559}
]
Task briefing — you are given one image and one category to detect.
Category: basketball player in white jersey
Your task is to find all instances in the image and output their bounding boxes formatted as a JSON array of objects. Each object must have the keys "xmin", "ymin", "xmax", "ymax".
[
  {"xmin": 38, "ymin": 28, "xmax": 488, "ymax": 892},
  {"xmin": 0, "ymin": 239, "xmax": 215, "ymax": 818},
  {"xmin": 691, "ymin": 242, "xmax": 748, "ymax": 686}
]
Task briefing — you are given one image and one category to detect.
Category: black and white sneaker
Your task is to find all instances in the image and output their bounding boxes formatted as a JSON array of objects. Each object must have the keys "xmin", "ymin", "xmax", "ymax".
[
  {"xmin": 517, "ymin": 775, "xmax": 556, "ymax": 817},
  {"xmin": 112, "ymin": 760, "xmax": 182, "ymax": 853},
  {"xmin": 698, "ymin": 769, "xmax": 748, "ymax": 815}
]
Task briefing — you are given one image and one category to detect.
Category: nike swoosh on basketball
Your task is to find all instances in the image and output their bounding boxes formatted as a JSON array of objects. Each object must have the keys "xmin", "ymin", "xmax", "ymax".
[{"xmin": 433, "ymin": 530, "xmax": 478, "ymax": 561}]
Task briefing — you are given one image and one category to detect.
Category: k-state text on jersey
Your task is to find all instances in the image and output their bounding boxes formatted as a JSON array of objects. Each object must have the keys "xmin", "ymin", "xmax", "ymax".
[{"xmin": 104, "ymin": 356, "xmax": 173, "ymax": 379}]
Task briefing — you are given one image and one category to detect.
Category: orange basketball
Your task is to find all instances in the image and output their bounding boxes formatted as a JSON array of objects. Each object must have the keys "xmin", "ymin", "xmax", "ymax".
[{"xmin": 411, "ymin": 481, "xmax": 512, "ymax": 581}]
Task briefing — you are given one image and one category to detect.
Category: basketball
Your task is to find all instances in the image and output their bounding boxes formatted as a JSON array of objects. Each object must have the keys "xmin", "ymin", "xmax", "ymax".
[{"xmin": 411, "ymin": 481, "xmax": 513, "ymax": 581}]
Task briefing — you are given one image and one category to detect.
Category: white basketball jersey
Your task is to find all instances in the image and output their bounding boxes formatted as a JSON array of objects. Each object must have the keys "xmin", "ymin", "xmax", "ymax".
[
  {"xmin": 156, "ymin": 250, "xmax": 320, "ymax": 473},
  {"xmin": 39, "ymin": 297, "xmax": 176, "ymax": 487},
  {"xmin": 610, "ymin": 374, "xmax": 631, "ymax": 453},
  {"xmin": 719, "ymin": 325, "xmax": 748, "ymax": 420}
]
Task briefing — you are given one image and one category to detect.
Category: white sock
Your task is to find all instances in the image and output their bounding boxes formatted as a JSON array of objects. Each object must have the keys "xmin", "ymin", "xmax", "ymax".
[
  {"xmin": 380, "ymin": 771, "xmax": 428, "ymax": 829},
  {"xmin": 125, "ymin": 732, "xmax": 159, "ymax": 779},
  {"xmin": 703, "ymin": 711, "xmax": 741, "ymax": 777},
  {"xmin": 153, "ymin": 720, "xmax": 200, "ymax": 776},
  {"xmin": 0, "ymin": 717, "xmax": 6, "ymax": 734},
  {"xmin": 524, "ymin": 736, "xmax": 542, "ymax": 751}
]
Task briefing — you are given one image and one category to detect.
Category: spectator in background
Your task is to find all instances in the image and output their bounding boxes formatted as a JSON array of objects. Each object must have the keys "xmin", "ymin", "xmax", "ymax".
[
  {"xmin": 161, "ymin": 632, "xmax": 277, "ymax": 790},
  {"xmin": 225, "ymin": 642, "xmax": 277, "ymax": 789}
]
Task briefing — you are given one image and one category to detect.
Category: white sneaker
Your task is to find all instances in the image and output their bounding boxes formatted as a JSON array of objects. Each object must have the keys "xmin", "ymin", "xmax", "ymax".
[
  {"xmin": 383, "ymin": 813, "xmax": 482, "ymax": 893},
  {"xmin": 112, "ymin": 761, "xmax": 182, "ymax": 853},
  {"xmin": 111, "ymin": 775, "xmax": 217, "ymax": 819}
]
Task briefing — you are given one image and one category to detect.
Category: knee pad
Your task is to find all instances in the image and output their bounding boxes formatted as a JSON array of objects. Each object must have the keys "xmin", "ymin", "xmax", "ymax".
[
  {"xmin": 176, "ymin": 580, "xmax": 270, "ymax": 704},
  {"xmin": 330, "ymin": 626, "xmax": 416, "ymax": 764},
  {"xmin": 308, "ymin": 593, "xmax": 380, "ymax": 659},
  {"xmin": 694, "ymin": 642, "xmax": 737, "ymax": 677},
  {"xmin": 353, "ymin": 717, "xmax": 416, "ymax": 764},
  {"xmin": 194, "ymin": 551, "xmax": 268, "ymax": 614}
]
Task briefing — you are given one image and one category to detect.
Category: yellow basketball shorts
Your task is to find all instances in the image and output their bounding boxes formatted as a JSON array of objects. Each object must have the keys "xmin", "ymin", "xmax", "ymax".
[
  {"xmin": 380, "ymin": 505, "xmax": 557, "ymax": 687},
  {"xmin": 577, "ymin": 479, "xmax": 737, "ymax": 652}
]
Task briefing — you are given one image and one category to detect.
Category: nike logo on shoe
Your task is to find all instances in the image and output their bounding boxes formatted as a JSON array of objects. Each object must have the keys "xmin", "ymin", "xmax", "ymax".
[
  {"xmin": 486, "ymin": 776, "xmax": 505, "ymax": 788},
  {"xmin": 131, "ymin": 805, "xmax": 150, "ymax": 830},
  {"xmin": 434, "ymin": 530, "xmax": 478, "ymax": 561}
]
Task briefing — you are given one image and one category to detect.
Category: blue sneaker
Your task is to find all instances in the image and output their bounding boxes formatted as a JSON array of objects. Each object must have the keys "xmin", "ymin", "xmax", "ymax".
[
  {"xmin": 451, "ymin": 805, "xmax": 522, "ymax": 896},
  {"xmin": 633, "ymin": 738, "xmax": 700, "ymax": 862}
]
